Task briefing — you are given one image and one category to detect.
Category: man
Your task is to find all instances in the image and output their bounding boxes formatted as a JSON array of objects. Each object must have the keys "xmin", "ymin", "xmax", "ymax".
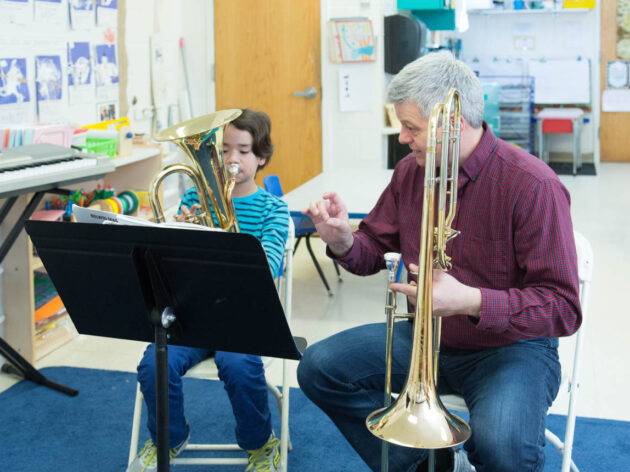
[{"xmin": 297, "ymin": 51, "xmax": 581, "ymax": 472}]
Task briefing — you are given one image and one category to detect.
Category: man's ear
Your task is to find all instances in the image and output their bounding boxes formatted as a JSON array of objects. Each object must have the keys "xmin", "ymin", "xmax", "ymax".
[{"xmin": 257, "ymin": 157, "xmax": 267, "ymax": 169}]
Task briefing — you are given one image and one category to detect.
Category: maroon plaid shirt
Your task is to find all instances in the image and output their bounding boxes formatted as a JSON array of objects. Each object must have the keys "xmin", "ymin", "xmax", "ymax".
[{"xmin": 334, "ymin": 125, "xmax": 581, "ymax": 349}]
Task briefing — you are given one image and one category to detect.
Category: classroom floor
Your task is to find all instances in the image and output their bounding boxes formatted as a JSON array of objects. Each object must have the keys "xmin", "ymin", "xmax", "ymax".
[{"xmin": 1, "ymin": 162, "xmax": 629, "ymax": 423}]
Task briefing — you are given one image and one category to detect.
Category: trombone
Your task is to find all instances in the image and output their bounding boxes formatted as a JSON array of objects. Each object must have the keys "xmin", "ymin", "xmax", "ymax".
[{"xmin": 366, "ymin": 88, "xmax": 471, "ymax": 470}]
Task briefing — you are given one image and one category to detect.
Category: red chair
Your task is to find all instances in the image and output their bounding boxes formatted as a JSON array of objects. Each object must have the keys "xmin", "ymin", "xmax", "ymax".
[{"xmin": 536, "ymin": 108, "xmax": 584, "ymax": 175}]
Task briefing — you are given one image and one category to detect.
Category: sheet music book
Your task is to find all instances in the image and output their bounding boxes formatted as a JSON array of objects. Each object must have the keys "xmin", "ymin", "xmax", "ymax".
[
  {"xmin": 72, "ymin": 205, "xmax": 222, "ymax": 232},
  {"xmin": 528, "ymin": 59, "xmax": 590, "ymax": 105}
]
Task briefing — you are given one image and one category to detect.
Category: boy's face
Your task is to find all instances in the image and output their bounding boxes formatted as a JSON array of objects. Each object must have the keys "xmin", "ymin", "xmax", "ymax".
[{"xmin": 222, "ymin": 124, "xmax": 266, "ymax": 185}]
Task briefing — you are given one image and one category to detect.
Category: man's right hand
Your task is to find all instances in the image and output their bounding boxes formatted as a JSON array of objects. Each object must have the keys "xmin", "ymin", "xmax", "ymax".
[{"xmin": 303, "ymin": 191, "xmax": 354, "ymax": 257}]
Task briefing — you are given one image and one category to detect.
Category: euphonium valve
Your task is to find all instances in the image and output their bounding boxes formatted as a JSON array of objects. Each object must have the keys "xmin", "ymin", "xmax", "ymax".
[{"xmin": 149, "ymin": 109, "xmax": 243, "ymax": 232}]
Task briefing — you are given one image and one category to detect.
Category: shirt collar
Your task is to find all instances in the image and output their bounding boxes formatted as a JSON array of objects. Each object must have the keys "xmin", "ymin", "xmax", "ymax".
[{"xmin": 459, "ymin": 122, "xmax": 497, "ymax": 184}]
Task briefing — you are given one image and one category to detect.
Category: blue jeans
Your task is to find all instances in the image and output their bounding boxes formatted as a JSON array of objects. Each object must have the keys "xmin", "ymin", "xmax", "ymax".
[
  {"xmin": 137, "ymin": 344, "xmax": 272, "ymax": 450},
  {"xmin": 297, "ymin": 322, "xmax": 561, "ymax": 472}
]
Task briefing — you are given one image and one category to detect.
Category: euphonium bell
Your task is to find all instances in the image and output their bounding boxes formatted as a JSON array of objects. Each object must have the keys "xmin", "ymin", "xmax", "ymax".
[
  {"xmin": 366, "ymin": 89, "xmax": 471, "ymax": 452},
  {"xmin": 149, "ymin": 109, "xmax": 243, "ymax": 232}
]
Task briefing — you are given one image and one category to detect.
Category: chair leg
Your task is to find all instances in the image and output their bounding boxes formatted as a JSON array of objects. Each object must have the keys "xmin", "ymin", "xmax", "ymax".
[
  {"xmin": 304, "ymin": 233, "xmax": 333, "ymax": 296},
  {"xmin": 292, "ymin": 236, "xmax": 302, "ymax": 254},
  {"xmin": 333, "ymin": 261, "xmax": 343, "ymax": 282},
  {"xmin": 129, "ymin": 383, "xmax": 144, "ymax": 466}
]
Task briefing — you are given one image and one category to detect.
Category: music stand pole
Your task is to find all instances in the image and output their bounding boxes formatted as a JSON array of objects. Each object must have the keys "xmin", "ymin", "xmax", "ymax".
[{"xmin": 134, "ymin": 248, "xmax": 178, "ymax": 471}]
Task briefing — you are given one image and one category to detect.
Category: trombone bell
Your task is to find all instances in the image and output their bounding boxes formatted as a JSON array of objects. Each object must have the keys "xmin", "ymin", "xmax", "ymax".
[{"xmin": 366, "ymin": 386, "xmax": 471, "ymax": 449}]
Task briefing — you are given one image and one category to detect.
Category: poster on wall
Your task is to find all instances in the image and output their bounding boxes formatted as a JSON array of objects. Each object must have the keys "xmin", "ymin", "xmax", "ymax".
[
  {"xmin": 96, "ymin": 0, "xmax": 117, "ymax": 27},
  {"xmin": 0, "ymin": 57, "xmax": 31, "ymax": 123},
  {"xmin": 67, "ymin": 41, "xmax": 92, "ymax": 104},
  {"xmin": 0, "ymin": 0, "xmax": 33, "ymax": 25},
  {"xmin": 35, "ymin": 54, "xmax": 63, "ymax": 121},
  {"xmin": 327, "ymin": 18, "xmax": 376, "ymax": 64},
  {"xmin": 94, "ymin": 43, "xmax": 118, "ymax": 100},
  {"xmin": 35, "ymin": 0, "xmax": 67, "ymax": 24},
  {"xmin": 96, "ymin": 101, "xmax": 117, "ymax": 121},
  {"xmin": 69, "ymin": 0, "xmax": 95, "ymax": 30}
]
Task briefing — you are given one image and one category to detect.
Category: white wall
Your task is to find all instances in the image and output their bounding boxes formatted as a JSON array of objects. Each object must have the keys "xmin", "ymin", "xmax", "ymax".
[
  {"xmin": 321, "ymin": 0, "xmax": 397, "ymax": 172},
  {"xmin": 456, "ymin": 7, "xmax": 601, "ymax": 162}
]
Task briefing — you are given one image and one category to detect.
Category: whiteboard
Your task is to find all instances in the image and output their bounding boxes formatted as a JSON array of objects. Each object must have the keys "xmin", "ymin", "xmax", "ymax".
[{"xmin": 528, "ymin": 59, "xmax": 590, "ymax": 105}]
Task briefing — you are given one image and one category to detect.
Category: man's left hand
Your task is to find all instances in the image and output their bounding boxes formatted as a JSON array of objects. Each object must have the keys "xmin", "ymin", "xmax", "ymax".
[{"xmin": 389, "ymin": 264, "xmax": 482, "ymax": 318}]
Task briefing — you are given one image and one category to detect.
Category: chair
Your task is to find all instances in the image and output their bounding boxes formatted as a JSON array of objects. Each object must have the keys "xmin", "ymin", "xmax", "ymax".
[
  {"xmin": 536, "ymin": 108, "xmax": 584, "ymax": 175},
  {"xmin": 128, "ymin": 219, "xmax": 296, "ymax": 471},
  {"xmin": 440, "ymin": 230, "xmax": 593, "ymax": 472},
  {"xmin": 263, "ymin": 174, "xmax": 342, "ymax": 296}
]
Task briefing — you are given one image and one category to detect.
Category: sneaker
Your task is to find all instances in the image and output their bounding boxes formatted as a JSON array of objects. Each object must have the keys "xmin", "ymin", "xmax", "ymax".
[
  {"xmin": 245, "ymin": 433, "xmax": 281, "ymax": 472},
  {"xmin": 126, "ymin": 427, "xmax": 191, "ymax": 472},
  {"xmin": 416, "ymin": 447, "xmax": 474, "ymax": 472},
  {"xmin": 453, "ymin": 447, "xmax": 475, "ymax": 472}
]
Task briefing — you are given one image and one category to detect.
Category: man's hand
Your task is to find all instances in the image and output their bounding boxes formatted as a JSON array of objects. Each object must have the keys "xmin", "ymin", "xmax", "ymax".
[
  {"xmin": 303, "ymin": 191, "xmax": 354, "ymax": 257},
  {"xmin": 389, "ymin": 264, "xmax": 482, "ymax": 318},
  {"xmin": 176, "ymin": 204, "xmax": 201, "ymax": 223}
]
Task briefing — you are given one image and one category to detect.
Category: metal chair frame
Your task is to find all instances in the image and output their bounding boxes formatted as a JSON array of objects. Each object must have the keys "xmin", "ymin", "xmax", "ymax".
[
  {"xmin": 128, "ymin": 219, "xmax": 296, "ymax": 471},
  {"xmin": 440, "ymin": 230, "xmax": 593, "ymax": 472}
]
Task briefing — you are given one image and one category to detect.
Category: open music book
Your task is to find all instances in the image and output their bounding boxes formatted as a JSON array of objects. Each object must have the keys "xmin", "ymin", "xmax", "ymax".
[{"xmin": 72, "ymin": 204, "xmax": 222, "ymax": 232}]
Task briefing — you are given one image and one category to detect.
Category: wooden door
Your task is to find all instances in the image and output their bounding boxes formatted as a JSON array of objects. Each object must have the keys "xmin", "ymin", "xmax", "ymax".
[
  {"xmin": 214, "ymin": 0, "xmax": 322, "ymax": 192},
  {"xmin": 600, "ymin": 0, "xmax": 630, "ymax": 162}
]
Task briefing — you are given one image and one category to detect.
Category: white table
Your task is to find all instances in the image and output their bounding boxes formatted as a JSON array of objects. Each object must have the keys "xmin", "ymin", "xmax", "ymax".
[{"xmin": 281, "ymin": 169, "xmax": 394, "ymax": 219}]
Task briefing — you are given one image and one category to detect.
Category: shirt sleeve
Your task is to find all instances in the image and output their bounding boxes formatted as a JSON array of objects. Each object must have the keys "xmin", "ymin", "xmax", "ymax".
[
  {"xmin": 476, "ymin": 177, "xmax": 581, "ymax": 338},
  {"xmin": 329, "ymin": 170, "xmax": 402, "ymax": 276},
  {"xmin": 259, "ymin": 199, "xmax": 289, "ymax": 279}
]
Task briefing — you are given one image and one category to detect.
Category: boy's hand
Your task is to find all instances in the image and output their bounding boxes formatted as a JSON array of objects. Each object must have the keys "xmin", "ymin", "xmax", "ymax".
[{"xmin": 176, "ymin": 204, "xmax": 201, "ymax": 222}]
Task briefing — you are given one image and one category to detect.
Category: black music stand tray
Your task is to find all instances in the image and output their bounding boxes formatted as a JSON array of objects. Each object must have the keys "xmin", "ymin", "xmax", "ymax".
[{"xmin": 25, "ymin": 220, "xmax": 302, "ymax": 472}]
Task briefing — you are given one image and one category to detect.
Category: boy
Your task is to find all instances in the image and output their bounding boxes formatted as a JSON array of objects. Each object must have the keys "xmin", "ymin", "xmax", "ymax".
[{"xmin": 128, "ymin": 109, "xmax": 289, "ymax": 472}]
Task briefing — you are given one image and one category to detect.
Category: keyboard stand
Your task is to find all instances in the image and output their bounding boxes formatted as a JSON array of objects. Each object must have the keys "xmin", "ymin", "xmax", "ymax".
[{"xmin": 0, "ymin": 188, "xmax": 77, "ymax": 396}]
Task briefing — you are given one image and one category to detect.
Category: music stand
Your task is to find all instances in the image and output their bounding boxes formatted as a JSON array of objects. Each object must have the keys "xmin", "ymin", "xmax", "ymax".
[{"xmin": 25, "ymin": 220, "xmax": 302, "ymax": 472}]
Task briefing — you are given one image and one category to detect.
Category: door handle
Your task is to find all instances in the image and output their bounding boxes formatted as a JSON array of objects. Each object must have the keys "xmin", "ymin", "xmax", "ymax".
[{"xmin": 293, "ymin": 86, "xmax": 318, "ymax": 100}]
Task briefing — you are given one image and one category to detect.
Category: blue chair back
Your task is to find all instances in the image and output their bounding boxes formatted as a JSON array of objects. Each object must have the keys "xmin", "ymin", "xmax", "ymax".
[{"xmin": 263, "ymin": 175, "xmax": 284, "ymax": 197}]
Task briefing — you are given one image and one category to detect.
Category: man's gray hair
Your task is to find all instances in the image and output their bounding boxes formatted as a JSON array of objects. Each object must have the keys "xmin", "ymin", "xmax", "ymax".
[{"xmin": 386, "ymin": 51, "xmax": 485, "ymax": 128}]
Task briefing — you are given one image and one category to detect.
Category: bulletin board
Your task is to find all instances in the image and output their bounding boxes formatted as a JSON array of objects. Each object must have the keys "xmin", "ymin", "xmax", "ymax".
[
  {"xmin": 0, "ymin": 0, "xmax": 124, "ymax": 139},
  {"xmin": 528, "ymin": 58, "xmax": 591, "ymax": 105}
]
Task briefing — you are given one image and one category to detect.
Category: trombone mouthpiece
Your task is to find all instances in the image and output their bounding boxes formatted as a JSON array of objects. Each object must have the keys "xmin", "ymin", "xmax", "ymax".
[{"xmin": 384, "ymin": 252, "xmax": 401, "ymax": 281}]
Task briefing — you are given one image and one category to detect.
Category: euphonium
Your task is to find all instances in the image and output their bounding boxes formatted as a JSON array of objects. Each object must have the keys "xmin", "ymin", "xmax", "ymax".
[
  {"xmin": 366, "ymin": 89, "xmax": 471, "ymax": 453},
  {"xmin": 149, "ymin": 109, "xmax": 242, "ymax": 232}
]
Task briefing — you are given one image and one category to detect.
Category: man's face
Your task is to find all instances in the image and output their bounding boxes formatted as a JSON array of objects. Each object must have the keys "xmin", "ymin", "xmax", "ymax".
[{"xmin": 394, "ymin": 102, "xmax": 431, "ymax": 167}]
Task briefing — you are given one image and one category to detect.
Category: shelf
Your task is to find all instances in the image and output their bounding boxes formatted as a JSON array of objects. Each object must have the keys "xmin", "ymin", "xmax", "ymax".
[
  {"xmin": 113, "ymin": 146, "xmax": 161, "ymax": 168},
  {"xmin": 32, "ymin": 256, "xmax": 44, "ymax": 272},
  {"xmin": 468, "ymin": 8, "xmax": 591, "ymax": 15},
  {"xmin": 383, "ymin": 127, "xmax": 401, "ymax": 135}
]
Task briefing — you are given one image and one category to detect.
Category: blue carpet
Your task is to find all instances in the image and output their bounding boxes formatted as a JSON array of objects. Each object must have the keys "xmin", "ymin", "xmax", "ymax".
[{"xmin": 0, "ymin": 367, "xmax": 628, "ymax": 471}]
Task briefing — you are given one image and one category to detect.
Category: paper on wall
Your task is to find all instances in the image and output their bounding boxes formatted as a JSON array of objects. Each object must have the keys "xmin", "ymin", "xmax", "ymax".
[
  {"xmin": 338, "ymin": 68, "xmax": 373, "ymax": 112},
  {"xmin": 602, "ymin": 89, "xmax": 630, "ymax": 112}
]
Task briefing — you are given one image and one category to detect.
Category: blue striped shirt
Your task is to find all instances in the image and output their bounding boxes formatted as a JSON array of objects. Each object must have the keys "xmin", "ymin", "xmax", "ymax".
[{"xmin": 178, "ymin": 186, "xmax": 289, "ymax": 278}]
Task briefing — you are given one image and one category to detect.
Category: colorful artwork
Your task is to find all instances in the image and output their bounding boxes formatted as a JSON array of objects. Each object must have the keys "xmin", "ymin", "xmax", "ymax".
[
  {"xmin": 69, "ymin": 0, "xmax": 93, "ymax": 10},
  {"xmin": 0, "ymin": 58, "xmax": 30, "ymax": 105},
  {"xmin": 97, "ymin": 0, "xmax": 117, "ymax": 8},
  {"xmin": 95, "ymin": 44, "xmax": 118, "ymax": 85},
  {"xmin": 68, "ymin": 42, "xmax": 91, "ymax": 86},
  {"xmin": 36, "ymin": 55, "xmax": 63, "ymax": 101},
  {"xmin": 328, "ymin": 19, "xmax": 376, "ymax": 63}
]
